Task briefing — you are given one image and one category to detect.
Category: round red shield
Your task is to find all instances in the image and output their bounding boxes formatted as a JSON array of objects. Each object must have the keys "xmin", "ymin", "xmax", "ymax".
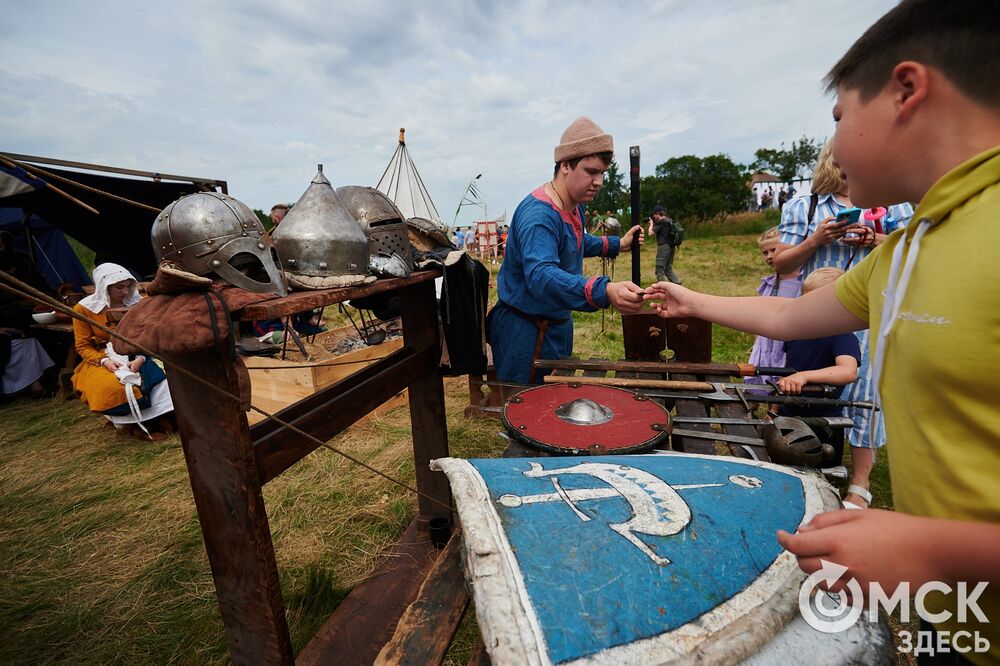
[{"xmin": 502, "ymin": 384, "xmax": 670, "ymax": 455}]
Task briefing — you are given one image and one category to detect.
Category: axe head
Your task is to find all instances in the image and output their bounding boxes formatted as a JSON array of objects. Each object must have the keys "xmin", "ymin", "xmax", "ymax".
[{"xmin": 761, "ymin": 417, "xmax": 833, "ymax": 468}]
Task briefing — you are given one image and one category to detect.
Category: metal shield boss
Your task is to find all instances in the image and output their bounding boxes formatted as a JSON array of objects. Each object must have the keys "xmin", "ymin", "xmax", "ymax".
[
  {"xmin": 151, "ymin": 191, "xmax": 288, "ymax": 296},
  {"xmin": 503, "ymin": 384, "xmax": 670, "ymax": 455},
  {"xmin": 271, "ymin": 166, "xmax": 370, "ymax": 281}
]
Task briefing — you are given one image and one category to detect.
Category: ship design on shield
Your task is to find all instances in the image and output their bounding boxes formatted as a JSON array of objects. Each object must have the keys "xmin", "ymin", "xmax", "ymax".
[
  {"xmin": 498, "ymin": 461, "xmax": 763, "ymax": 566},
  {"xmin": 430, "ymin": 453, "xmax": 844, "ymax": 665}
]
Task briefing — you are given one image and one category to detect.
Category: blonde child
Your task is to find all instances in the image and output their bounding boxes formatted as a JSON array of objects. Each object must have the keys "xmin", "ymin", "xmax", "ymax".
[{"xmin": 745, "ymin": 228, "xmax": 801, "ymax": 387}]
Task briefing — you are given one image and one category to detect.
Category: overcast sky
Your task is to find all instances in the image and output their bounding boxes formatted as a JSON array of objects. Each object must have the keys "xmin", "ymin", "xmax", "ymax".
[{"xmin": 1, "ymin": 1, "xmax": 897, "ymax": 227}]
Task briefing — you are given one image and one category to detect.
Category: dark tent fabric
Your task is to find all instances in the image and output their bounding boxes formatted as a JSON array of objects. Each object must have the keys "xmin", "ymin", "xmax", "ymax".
[
  {"xmin": 0, "ymin": 161, "xmax": 224, "ymax": 279},
  {"xmin": 0, "ymin": 208, "xmax": 92, "ymax": 291}
]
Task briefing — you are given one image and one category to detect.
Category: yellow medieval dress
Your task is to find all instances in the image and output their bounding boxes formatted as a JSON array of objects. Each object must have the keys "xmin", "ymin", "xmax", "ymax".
[
  {"xmin": 71, "ymin": 303, "xmax": 133, "ymax": 412},
  {"xmin": 70, "ymin": 263, "xmax": 173, "ymax": 422}
]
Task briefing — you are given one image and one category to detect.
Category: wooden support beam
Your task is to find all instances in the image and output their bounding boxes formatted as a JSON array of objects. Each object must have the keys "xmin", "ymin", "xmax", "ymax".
[
  {"xmin": 166, "ymin": 347, "xmax": 294, "ymax": 665},
  {"xmin": 239, "ymin": 271, "xmax": 438, "ymax": 321},
  {"xmin": 251, "ymin": 345, "xmax": 433, "ymax": 484},
  {"xmin": 297, "ymin": 518, "xmax": 441, "ymax": 666},
  {"xmin": 399, "ymin": 279, "xmax": 452, "ymax": 519},
  {"xmin": 375, "ymin": 533, "xmax": 469, "ymax": 665}
]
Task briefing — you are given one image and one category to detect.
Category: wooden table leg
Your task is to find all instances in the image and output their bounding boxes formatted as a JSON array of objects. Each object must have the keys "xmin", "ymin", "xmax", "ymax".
[
  {"xmin": 166, "ymin": 348, "xmax": 294, "ymax": 665},
  {"xmin": 399, "ymin": 280, "xmax": 452, "ymax": 521}
]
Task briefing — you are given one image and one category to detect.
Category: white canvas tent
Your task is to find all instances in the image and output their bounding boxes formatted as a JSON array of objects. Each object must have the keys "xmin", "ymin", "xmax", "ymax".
[{"xmin": 376, "ymin": 128, "xmax": 442, "ymax": 224}]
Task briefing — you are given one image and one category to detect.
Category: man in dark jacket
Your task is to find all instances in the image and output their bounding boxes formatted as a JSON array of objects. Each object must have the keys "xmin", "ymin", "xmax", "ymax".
[{"xmin": 651, "ymin": 206, "xmax": 682, "ymax": 284}]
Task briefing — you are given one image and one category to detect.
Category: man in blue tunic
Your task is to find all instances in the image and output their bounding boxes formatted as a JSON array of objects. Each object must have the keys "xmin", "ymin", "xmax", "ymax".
[{"xmin": 489, "ymin": 117, "xmax": 644, "ymax": 383}]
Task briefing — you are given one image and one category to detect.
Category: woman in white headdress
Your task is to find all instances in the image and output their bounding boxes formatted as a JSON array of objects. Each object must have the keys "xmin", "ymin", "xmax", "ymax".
[{"xmin": 71, "ymin": 263, "xmax": 174, "ymax": 439}]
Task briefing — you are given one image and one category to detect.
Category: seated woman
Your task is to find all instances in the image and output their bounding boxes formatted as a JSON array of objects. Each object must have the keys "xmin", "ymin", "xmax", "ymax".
[
  {"xmin": 72, "ymin": 263, "xmax": 174, "ymax": 440},
  {"xmin": 1, "ymin": 331, "xmax": 55, "ymax": 400}
]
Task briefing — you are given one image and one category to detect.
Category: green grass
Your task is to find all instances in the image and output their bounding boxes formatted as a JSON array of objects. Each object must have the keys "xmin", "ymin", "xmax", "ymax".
[{"xmin": 2, "ymin": 228, "xmax": 896, "ymax": 663}]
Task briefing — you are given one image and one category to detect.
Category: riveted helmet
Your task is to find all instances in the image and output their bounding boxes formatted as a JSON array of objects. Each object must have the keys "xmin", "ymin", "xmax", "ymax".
[
  {"xmin": 336, "ymin": 185, "xmax": 413, "ymax": 271},
  {"xmin": 151, "ymin": 192, "xmax": 287, "ymax": 296}
]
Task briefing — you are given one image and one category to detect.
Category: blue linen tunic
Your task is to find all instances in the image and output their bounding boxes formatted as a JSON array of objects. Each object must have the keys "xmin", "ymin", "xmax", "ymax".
[{"xmin": 490, "ymin": 186, "xmax": 619, "ymax": 382}]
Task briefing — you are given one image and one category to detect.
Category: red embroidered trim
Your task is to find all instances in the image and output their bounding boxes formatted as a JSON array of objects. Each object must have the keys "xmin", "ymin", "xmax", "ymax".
[{"xmin": 584, "ymin": 276, "xmax": 600, "ymax": 308}]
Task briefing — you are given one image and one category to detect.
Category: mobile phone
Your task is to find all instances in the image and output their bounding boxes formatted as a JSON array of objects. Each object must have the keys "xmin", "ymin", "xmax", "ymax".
[{"xmin": 835, "ymin": 207, "xmax": 862, "ymax": 226}]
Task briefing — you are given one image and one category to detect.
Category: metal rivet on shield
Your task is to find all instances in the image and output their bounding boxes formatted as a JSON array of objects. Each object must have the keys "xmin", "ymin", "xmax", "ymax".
[
  {"xmin": 509, "ymin": 396, "xmax": 523, "ymax": 404},
  {"xmin": 258, "ymin": 242, "xmax": 265, "ymax": 250},
  {"xmin": 519, "ymin": 425, "xmax": 526, "ymax": 430},
  {"xmin": 210, "ymin": 259, "xmax": 222, "ymax": 268},
  {"xmin": 633, "ymin": 393, "xmax": 648, "ymax": 401},
  {"xmin": 569, "ymin": 382, "xmax": 581, "ymax": 388}
]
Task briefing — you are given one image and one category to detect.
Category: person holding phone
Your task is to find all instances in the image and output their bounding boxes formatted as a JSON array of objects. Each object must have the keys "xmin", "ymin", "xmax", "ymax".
[{"xmin": 771, "ymin": 140, "xmax": 912, "ymax": 509}]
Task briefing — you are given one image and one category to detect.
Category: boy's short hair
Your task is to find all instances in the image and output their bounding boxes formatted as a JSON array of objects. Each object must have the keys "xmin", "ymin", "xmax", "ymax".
[
  {"xmin": 270, "ymin": 204, "xmax": 289, "ymax": 214},
  {"xmin": 802, "ymin": 267, "xmax": 845, "ymax": 293},
  {"xmin": 757, "ymin": 226, "xmax": 780, "ymax": 248},
  {"xmin": 825, "ymin": 0, "xmax": 1000, "ymax": 106}
]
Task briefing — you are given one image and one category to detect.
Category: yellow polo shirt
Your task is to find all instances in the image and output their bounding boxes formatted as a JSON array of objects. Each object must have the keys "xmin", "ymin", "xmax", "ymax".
[{"xmin": 836, "ymin": 146, "xmax": 1000, "ymax": 662}]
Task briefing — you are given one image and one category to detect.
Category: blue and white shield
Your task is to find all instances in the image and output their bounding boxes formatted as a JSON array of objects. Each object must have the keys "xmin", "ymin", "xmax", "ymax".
[{"xmin": 431, "ymin": 453, "xmax": 839, "ymax": 665}]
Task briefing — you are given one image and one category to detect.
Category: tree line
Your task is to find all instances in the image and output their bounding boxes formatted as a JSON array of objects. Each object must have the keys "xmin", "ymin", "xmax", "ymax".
[{"xmin": 590, "ymin": 136, "xmax": 822, "ymax": 223}]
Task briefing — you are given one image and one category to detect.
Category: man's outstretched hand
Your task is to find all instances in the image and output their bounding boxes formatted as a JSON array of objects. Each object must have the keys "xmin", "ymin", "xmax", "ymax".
[{"xmin": 606, "ymin": 281, "xmax": 646, "ymax": 314}]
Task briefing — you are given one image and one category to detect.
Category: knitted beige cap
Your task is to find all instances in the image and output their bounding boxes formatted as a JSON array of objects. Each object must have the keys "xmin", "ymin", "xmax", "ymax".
[{"xmin": 554, "ymin": 117, "xmax": 614, "ymax": 163}]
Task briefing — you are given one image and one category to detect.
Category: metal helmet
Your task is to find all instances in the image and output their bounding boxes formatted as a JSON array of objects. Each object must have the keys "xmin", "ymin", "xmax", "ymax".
[
  {"xmin": 151, "ymin": 191, "xmax": 287, "ymax": 296},
  {"xmin": 272, "ymin": 166, "xmax": 370, "ymax": 279},
  {"xmin": 336, "ymin": 185, "xmax": 413, "ymax": 271},
  {"xmin": 406, "ymin": 216, "xmax": 454, "ymax": 252}
]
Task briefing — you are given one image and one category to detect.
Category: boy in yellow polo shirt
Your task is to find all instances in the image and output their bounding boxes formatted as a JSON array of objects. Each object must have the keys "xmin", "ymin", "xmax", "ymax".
[{"xmin": 646, "ymin": 0, "xmax": 999, "ymax": 660}]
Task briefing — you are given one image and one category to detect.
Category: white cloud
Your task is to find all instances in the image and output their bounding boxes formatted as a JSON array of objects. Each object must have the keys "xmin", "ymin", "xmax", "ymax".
[{"xmin": 1, "ymin": 0, "xmax": 896, "ymax": 227}]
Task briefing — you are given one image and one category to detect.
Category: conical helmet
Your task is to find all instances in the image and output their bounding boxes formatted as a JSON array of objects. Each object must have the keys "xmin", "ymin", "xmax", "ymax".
[
  {"xmin": 151, "ymin": 192, "xmax": 287, "ymax": 296},
  {"xmin": 271, "ymin": 165, "xmax": 370, "ymax": 286}
]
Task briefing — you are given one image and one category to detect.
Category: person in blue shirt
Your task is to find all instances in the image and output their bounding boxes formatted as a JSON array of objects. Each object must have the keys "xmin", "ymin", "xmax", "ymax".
[{"xmin": 489, "ymin": 117, "xmax": 644, "ymax": 383}]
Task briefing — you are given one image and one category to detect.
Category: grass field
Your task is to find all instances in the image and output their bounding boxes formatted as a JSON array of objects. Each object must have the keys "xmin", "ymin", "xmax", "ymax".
[{"xmin": 0, "ymin": 221, "xmax": 897, "ymax": 664}]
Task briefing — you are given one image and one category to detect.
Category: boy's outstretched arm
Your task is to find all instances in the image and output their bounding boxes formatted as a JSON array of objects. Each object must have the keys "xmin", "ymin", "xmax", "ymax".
[
  {"xmin": 643, "ymin": 281, "xmax": 866, "ymax": 341},
  {"xmin": 778, "ymin": 355, "xmax": 858, "ymax": 394},
  {"xmin": 777, "ymin": 511, "xmax": 1000, "ymax": 594}
]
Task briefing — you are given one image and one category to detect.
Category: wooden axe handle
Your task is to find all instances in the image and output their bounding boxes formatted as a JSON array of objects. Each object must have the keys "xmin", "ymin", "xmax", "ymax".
[{"xmin": 544, "ymin": 375, "xmax": 712, "ymax": 391}]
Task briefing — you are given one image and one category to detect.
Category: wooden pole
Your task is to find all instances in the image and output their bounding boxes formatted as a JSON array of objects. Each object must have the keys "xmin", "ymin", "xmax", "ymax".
[{"xmin": 0, "ymin": 154, "xmax": 100, "ymax": 215}]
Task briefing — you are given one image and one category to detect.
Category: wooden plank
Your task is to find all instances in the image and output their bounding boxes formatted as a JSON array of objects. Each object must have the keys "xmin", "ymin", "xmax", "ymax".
[
  {"xmin": 705, "ymin": 373, "xmax": 763, "ymax": 460},
  {"xmin": 1, "ymin": 150, "xmax": 226, "ymax": 187},
  {"xmin": 166, "ymin": 347, "xmax": 294, "ymax": 664},
  {"xmin": 668, "ymin": 373, "xmax": 718, "ymax": 455},
  {"xmin": 239, "ymin": 271, "xmax": 439, "ymax": 320},
  {"xmin": 297, "ymin": 518, "xmax": 440, "ymax": 666},
  {"xmin": 312, "ymin": 338, "xmax": 402, "ymax": 387},
  {"xmin": 621, "ymin": 312, "xmax": 667, "ymax": 361},
  {"xmin": 466, "ymin": 636, "xmax": 491, "ymax": 666},
  {"xmin": 375, "ymin": 533, "xmax": 470, "ymax": 665},
  {"xmin": 399, "ymin": 279, "xmax": 452, "ymax": 518},
  {"xmin": 252, "ymin": 346, "xmax": 434, "ymax": 485},
  {"xmin": 536, "ymin": 358, "xmax": 788, "ymax": 378},
  {"xmin": 665, "ymin": 317, "xmax": 712, "ymax": 362}
]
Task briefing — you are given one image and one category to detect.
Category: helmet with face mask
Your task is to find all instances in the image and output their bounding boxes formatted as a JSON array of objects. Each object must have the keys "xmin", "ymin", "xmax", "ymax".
[
  {"xmin": 336, "ymin": 185, "xmax": 413, "ymax": 275},
  {"xmin": 151, "ymin": 192, "xmax": 287, "ymax": 296}
]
